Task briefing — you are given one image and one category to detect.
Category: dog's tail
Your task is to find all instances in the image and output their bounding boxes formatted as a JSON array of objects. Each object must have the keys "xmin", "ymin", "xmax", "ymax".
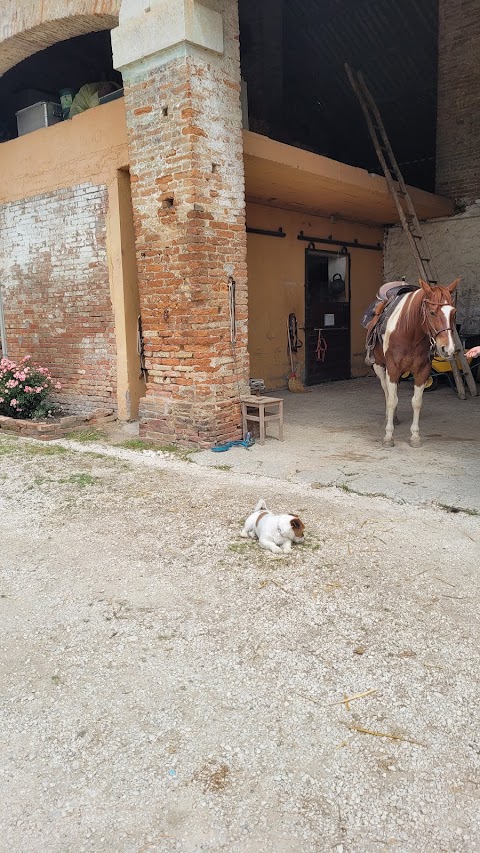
[{"xmin": 254, "ymin": 498, "xmax": 268, "ymax": 512}]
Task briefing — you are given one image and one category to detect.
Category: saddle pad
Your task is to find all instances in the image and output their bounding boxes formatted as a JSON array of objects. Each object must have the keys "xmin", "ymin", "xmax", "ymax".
[
  {"xmin": 364, "ymin": 293, "xmax": 409, "ymax": 357},
  {"xmin": 361, "ymin": 285, "xmax": 418, "ymax": 329},
  {"xmin": 361, "ymin": 299, "xmax": 378, "ymax": 329}
]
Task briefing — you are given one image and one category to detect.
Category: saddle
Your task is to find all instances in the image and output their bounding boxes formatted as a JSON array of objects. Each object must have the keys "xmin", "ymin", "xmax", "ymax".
[{"xmin": 361, "ymin": 281, "xmax": 419, "ymax": 364}]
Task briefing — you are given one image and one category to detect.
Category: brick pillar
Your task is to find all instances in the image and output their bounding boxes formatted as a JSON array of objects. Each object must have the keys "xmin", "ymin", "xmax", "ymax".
[
  {"xmin": 112, "ymin": 0, "xmax": 249, "ymax": 447},
  {"xmin": 436, "ymin": 0, "xmax": 480, "ymax": 203}
]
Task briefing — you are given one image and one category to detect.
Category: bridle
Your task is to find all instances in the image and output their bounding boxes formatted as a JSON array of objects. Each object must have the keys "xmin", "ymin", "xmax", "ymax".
[{"xmin": 421, "ymin": 295, "xmax": 455, "ymax": 351}]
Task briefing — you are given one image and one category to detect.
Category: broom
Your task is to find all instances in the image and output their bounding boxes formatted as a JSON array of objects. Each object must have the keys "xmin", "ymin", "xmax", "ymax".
[{"xmin": 287, "ymin": 319, "xmax": 306, "ymax": 392}]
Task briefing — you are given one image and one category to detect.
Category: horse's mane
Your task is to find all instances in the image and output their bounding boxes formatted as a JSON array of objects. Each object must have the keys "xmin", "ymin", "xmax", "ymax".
[{"xmin": 397, "ymin": 286, "xmax": 453, "ymax": 338}]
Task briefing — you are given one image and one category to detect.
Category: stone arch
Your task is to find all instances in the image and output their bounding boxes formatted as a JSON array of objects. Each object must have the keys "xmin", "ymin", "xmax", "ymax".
[{"xmin": 0, "ymin": 1, "xmax": 121, "ymax": 75}]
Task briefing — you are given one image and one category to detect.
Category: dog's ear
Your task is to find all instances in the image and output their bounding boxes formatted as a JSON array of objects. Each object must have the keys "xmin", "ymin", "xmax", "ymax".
[{"xmin": 290, "ymin": 517, "xmax": 304, "ymax": 532}]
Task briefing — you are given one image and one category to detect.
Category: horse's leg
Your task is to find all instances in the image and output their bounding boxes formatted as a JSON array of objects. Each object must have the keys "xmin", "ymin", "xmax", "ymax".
[
  {"xmin": 373, "ymin": 363, "xmax": 398, "ymax": 443},
  {"xmin": 373, "ymin": 360, "xmax": 400, "ymax": 426},
  {"xmin": 384, "ymin": 371, "xmax": 399, "ymax": 447},
  {"xmin": 410, "ymin": 382, "xmax": 425, "ymax": 447},
  {"xmin": 373, "ymin": 363, "xmax": 388, "ymax": 416}
]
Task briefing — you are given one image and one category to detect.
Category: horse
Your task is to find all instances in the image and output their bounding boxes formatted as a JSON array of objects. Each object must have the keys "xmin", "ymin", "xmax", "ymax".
[{"xmin": 368, "ymin": 277, "xmax": 460, "ymax": 447}]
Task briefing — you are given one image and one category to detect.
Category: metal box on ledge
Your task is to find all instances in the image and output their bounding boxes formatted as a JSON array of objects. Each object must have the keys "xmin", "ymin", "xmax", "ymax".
[{"xmin": 16, "ymin": 101, "xmax": 63, "ymax": 137}]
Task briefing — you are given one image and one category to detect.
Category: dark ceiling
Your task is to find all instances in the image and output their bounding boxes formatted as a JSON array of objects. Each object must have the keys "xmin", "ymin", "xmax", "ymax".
[{"xmin": 239, "ymin": 0, "xmax": 438, "ymax": 191}]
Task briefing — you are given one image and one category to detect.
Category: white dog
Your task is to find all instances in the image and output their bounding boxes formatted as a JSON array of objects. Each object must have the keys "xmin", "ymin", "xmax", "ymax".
[{"xmin": 240, "ymin": 499, "xmax": 305, "ymax": 554}]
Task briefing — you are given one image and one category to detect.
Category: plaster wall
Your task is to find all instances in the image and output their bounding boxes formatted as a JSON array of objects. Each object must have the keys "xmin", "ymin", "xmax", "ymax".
[
  {"xmin": 0, "ymin": 100, "xmax": 145, "ymax": 416},
  {"xmin": 0, "ymin": 182, "xmax": 117, "ymax": 414},
  {"xmin": 385, "ymin": 207, "xmax": 480, "ymax": 337},
  {"xmin": 246, "ymin": 203, "xmax": 384, "ymax": 389},
  {"xmin": 0, "ymin": 99, "xmax": 128, "ymax": 204}
]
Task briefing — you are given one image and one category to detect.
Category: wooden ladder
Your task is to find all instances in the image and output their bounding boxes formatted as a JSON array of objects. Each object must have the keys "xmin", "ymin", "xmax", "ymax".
[{"xmin": 345, "ymin": 63, "xmax": 478, "ymax": 400}]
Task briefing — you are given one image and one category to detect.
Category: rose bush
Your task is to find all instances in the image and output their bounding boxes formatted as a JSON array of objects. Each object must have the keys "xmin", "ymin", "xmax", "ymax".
[{"xmin": 0, "ymin": 356, "xmax": 61, "ymax": 419}]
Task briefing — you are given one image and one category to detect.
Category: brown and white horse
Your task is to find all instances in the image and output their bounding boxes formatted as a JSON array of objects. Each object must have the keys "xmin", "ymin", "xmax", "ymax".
[{"xmin": 372, "ymin": 278, "xmax": 459, "ymax": 447}]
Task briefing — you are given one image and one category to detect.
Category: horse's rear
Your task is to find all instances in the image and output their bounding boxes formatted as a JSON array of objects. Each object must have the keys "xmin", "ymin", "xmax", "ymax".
[{"xmin": 367, "ymin": 278, "xmax": 459, "ymax": 447}]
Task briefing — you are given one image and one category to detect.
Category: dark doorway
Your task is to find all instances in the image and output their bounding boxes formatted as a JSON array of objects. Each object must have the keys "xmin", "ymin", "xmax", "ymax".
[{"xmin": 304, "ymin": 248, "xmax": 351, "ymax": 385}]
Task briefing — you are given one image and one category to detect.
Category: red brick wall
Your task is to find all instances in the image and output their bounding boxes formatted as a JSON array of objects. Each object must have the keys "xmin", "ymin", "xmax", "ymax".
[
  {"xmin": 436, "ymin": 0, "xmax": 480, "ymax": 203},
  {"xmin": 121, "ymin": 2, "xmax": 249, "ymax": 447},
  {"xmin": 0, "ymin": 183, "xmax": 117, "ymax": 413}
]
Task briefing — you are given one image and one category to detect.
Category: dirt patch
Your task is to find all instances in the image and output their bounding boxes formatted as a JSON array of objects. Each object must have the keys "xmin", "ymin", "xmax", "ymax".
[{"xmin": 193, "ymin": 761, "xmax": 231, "ymax": 793}]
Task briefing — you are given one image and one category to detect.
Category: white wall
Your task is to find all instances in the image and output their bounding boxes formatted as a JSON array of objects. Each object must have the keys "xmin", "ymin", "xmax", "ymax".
[{"xmin": 384, "ymin": 206, "xmax": 480, "ymax": 336}]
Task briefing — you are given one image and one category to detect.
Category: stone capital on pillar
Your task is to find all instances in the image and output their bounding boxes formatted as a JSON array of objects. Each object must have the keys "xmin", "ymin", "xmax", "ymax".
[{"xmin": 112, "ymin": 0, "xmax": 224, "ymax": 71}]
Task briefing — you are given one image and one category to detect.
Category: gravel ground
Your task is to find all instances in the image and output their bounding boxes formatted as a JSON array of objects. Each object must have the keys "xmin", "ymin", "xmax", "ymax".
[{"xmin": 0, "ymin": 434, "xmax": 479, "ymax": 853}]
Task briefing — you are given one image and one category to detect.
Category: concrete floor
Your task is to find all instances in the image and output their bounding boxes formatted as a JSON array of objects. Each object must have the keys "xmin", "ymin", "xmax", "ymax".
[{"xmin": 195, "ymin": 376, "xmax": 480, "ymax": 514}]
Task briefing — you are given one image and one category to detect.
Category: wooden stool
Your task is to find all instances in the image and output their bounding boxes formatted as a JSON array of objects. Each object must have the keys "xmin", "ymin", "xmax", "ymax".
[{"xmin": 240, "ymin": 395, "xmax": 284, "ymax": 445}]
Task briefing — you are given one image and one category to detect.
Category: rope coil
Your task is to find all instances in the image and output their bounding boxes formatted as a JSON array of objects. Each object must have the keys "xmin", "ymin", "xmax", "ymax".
[{"xmin": 316, "ymin": 330, "xmax": 328, "ymax": 362}]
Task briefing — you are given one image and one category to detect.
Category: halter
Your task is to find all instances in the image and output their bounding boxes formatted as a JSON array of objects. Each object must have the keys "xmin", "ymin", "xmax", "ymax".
[{"xmin": 421, "ymin": 296, "xmax": 455, "ymax": 350}]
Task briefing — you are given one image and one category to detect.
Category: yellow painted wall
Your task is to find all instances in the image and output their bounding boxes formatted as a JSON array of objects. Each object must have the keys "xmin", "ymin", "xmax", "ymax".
[
  {"xmin": 0, "ymin": 99, "xmax": 129, "ymax": 204},
  {"xmin": 0, "ymin": 100, "xmax": 145, "ymax": 418},
  {"xmin": 246, "ymin": 203, "xmax": 384, "ymax": 389},
  {"xmin": 0, "ymin": 104, "xmax": 384, "ymax": 404},
  {"xmin": 107, "ymin": 169, "xmax": 146, "ymax": 419}
]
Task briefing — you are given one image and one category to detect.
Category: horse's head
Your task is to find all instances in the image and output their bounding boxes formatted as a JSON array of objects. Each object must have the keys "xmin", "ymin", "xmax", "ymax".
[{"xmin": 419, "ymin": 278, "xmax": 460, "ymax": 358}]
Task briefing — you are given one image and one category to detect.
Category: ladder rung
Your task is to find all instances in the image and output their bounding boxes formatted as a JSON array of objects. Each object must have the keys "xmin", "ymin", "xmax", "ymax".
[{"xmin": 347, "ymin": 68, "xmax": 448, "ymax": 311}]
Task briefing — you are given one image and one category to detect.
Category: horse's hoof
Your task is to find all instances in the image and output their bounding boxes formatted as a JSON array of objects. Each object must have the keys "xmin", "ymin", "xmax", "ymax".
[
  {"xmin": 383, "ymin": 437, "xmax": 394, "ymax": 447},
  {"xmin": 410, "ymin": 435, "xmax": 421, "ymax": 447}
]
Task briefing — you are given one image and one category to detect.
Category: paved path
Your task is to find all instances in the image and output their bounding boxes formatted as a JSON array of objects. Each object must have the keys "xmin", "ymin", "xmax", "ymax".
[{"xmin": 196, "ymin": 378, "xmax": 480, "ymax": 514}]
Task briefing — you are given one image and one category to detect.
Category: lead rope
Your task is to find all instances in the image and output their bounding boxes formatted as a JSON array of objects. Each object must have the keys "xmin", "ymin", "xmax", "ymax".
[
  {"xmin": 316, "ymin": 330, "xmax": 328, "ymax": 362},
  {"xmin": 137, "ymin": 314, "xmax": 147, "ymax": 380},
  {"xmin": 210, "ymin": 276, "xmax": 255, "ymax": 450},
  {"xmin": 228, "ymin": 276, "xmax": 242, "ymax": 402},
  {"xmin": 228, "ymin": 275, "xmax": 236, "ymax": 344}
]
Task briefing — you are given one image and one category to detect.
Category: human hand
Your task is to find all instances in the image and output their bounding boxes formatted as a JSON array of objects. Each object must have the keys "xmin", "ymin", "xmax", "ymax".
[{"xmin": 465, "ymin": 345, "xmax": 480, "ymax": 358}]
